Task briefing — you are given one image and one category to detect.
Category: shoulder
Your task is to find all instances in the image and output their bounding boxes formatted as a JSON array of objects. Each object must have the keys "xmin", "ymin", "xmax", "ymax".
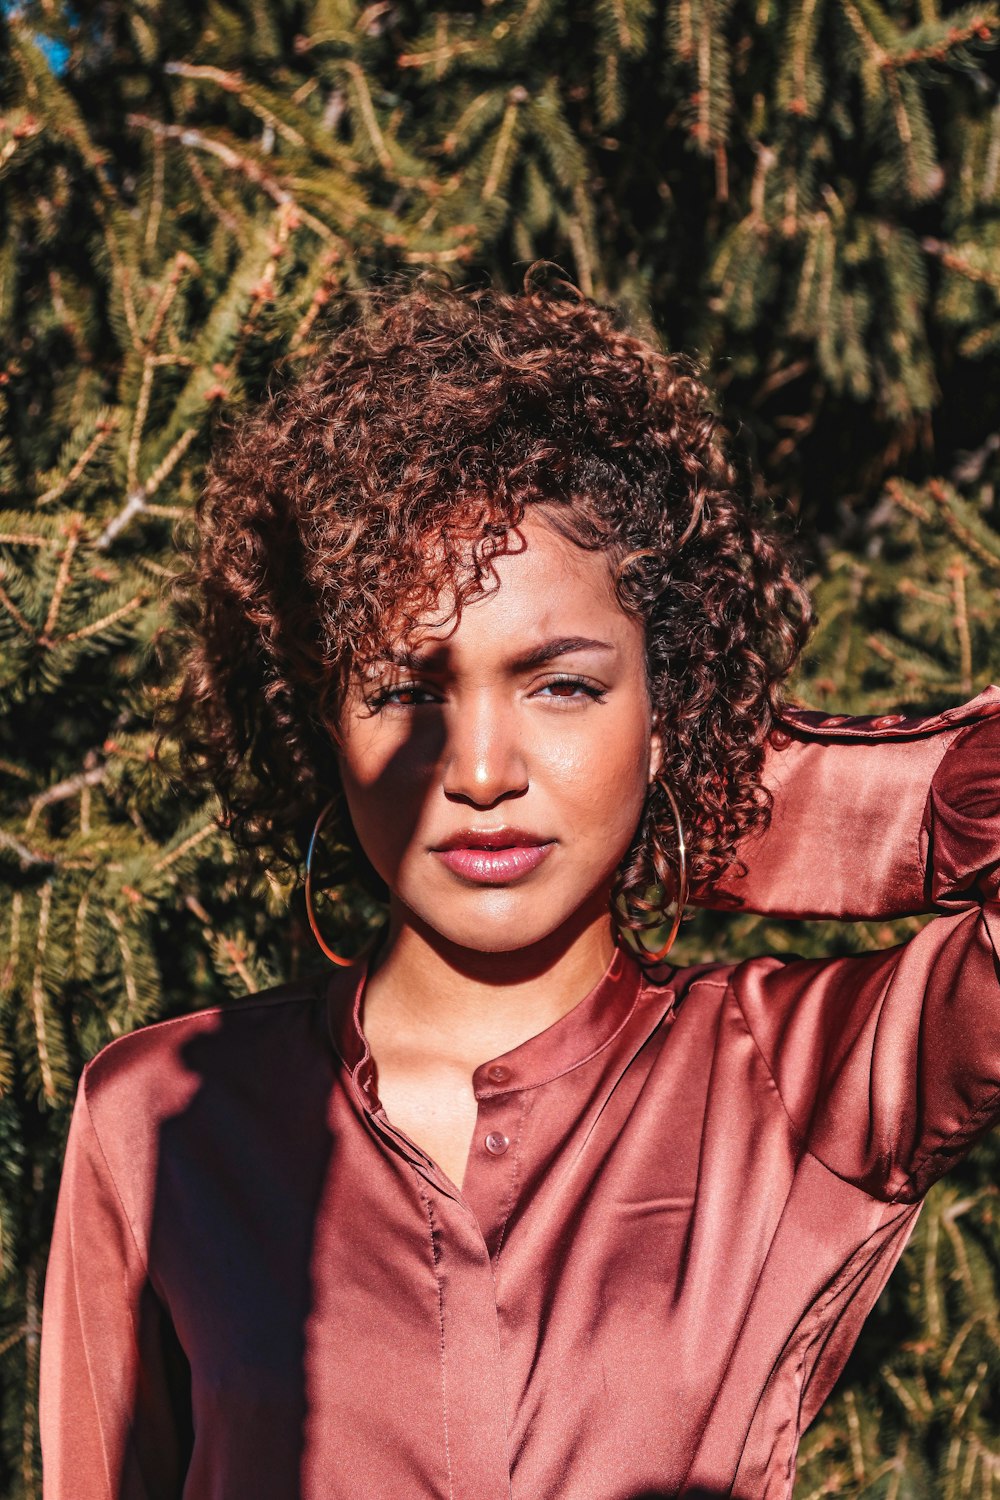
[
  {"xmin": 638, "ymin": 956, "xmax": 737, "ymax": 1015},
  {"xmin": 80, "ymin": 971, "xmax": 328, "ymax": 1130}
]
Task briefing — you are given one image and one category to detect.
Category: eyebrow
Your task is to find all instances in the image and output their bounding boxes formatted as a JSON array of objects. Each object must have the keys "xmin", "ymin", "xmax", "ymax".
[{"xmin": 379, "ymin": 635, "xmax": 616, "ymax": 673}]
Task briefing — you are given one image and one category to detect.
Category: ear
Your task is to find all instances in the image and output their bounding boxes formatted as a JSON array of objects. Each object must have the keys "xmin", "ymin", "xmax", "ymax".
[{"xmin": 648, "ymin": 722, "xmax": 664, "ymax": 784}]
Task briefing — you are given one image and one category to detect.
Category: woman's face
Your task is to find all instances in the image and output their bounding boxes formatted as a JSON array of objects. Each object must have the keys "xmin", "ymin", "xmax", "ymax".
[{"xmin": 335, "ymin": 513, "xmax": 662, "ymax": 956}]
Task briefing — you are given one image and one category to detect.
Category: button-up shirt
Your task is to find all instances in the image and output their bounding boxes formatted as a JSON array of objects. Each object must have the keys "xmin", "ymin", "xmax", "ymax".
[{"xmin": 39, "ymin": 688, "xmax": 1000, "ymax": 1499}]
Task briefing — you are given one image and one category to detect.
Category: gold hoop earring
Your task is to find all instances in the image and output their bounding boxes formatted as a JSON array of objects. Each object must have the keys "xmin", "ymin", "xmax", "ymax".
[
  {"xmin": 304, "ymin": 796, "xmax": 370, "ymax": 967},
  {"xmin": 632, "ymin": 772, "xmax": 689, "ymax": 964}
]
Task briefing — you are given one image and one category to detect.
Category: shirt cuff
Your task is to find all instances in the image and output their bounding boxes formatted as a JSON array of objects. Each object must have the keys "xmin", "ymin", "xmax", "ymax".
[{"xmin": 694, "ymin": 685, "xmax": 1000, "ymax": 922}]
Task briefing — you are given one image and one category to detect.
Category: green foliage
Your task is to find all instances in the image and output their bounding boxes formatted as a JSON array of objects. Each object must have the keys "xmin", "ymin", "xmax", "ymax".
[{"xmin": 1, "ymin": 0, "xmax": 999, "ymax": 1493}]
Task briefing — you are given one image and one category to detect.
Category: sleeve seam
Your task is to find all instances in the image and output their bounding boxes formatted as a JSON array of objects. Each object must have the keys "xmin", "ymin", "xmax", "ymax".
[
  {"xmin": 729, "ymin": 980, "xmax": 809, "ymax": 1154},
  {"xmin": 81, "ymin": 1067, "xmax": 153, "ymax": 1282}
]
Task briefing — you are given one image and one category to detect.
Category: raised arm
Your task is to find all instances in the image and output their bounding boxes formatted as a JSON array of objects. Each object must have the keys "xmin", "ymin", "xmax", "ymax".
[
  {"xmin": 715, "ymin": 700, "xmax": 1000, "ymax": 1202},
  {"xmin": 39, "ymin": 1069, "xmax": 191, "ymax": 1499},
  {"xmin": 696, "ymin": 684, "xmax": 1000, "ymax": 921}
]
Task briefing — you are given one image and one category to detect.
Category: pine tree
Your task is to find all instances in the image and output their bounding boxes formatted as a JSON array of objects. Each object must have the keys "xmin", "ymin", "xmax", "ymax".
[{"xmin": 1, "ymin": 0, "xmax": 999, "ymax": 1492}]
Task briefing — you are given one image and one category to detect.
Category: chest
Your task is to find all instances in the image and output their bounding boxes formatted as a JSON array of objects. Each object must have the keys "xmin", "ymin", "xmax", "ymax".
[{"xmin": 371, "ymin": 1057, "xmax": 480, "ymax": 1190}]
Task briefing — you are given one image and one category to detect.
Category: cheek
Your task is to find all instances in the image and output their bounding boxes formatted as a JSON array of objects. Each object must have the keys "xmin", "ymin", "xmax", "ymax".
[
  {"xmin": 336, "ymin": 720, "xmax": 444, "ymax": 886},
  {"xmin": 541, "ymin": 710, "xmax": 652, "ymax": 842}
]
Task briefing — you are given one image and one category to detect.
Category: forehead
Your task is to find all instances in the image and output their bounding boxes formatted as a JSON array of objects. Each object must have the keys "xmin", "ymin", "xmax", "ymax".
[{"xmin": 399, "ymin": 514, "xmax": 629, "ymax": 653}]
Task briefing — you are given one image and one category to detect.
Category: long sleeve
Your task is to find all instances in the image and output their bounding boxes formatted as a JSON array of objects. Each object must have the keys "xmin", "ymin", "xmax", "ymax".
[
  {"xmin": 697, "ymin": 683, "xmax": 1000, "ymax": 920},
  {"xmin": 707, "ymin": 695, "xmax": 1000, "ymax": 1201},
  {"xmin": 39, "ymin": 1065, "xmax": 191, "ymax": 1500}
]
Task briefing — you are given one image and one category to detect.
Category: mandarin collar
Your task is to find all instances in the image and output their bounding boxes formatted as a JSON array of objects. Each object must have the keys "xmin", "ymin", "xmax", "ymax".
[{"xmin": 325, "ymin": 941, "xmax": 648, "ymax": 1109}]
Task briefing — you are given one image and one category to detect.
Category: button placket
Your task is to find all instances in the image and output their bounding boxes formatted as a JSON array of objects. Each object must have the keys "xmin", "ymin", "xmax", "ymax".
[
  {"xmin": 462, "ymin": 1068, "xmax": 525, "ymax": 1256},
  {"xmin": 479, "ymin": 1066, "xmax": 515, "ymax": 1160}
]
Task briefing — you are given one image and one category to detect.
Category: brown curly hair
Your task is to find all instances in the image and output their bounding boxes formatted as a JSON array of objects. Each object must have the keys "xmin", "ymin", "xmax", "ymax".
[{"xmin": 154, "ymin": 264, "xmax": 813, "ymax": 950}]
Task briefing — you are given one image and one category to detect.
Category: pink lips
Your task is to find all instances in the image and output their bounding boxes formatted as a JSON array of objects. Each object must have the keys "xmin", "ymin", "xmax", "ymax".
[{"xmin": 432, "ymin": 832, "xmax": 555, "ymax": 885}]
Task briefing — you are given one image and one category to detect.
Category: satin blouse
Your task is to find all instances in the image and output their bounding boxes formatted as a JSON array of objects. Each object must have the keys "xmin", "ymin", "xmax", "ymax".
[{"xmin": 38, "ymin": 688, "xmax": 1000, "ymax": 1499}]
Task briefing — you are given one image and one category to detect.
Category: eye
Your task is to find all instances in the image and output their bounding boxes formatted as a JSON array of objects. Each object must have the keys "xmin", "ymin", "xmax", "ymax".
[
  {"xmin": 534, "ymin": 676, "xmax": 607, "ymax": 703},
  {"xmin": 368, "ymin": 683, "xmax": 437, "ymax": 710}
]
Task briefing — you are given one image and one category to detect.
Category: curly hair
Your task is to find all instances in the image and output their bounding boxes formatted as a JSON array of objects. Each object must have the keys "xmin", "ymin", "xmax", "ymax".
[{"xmin": 154, "ymin": 264, "xmax": 813, "ymax": 951}]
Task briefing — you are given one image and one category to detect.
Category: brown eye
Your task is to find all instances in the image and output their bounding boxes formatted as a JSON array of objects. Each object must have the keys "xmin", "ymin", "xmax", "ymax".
[
  {"xmin": 536, "ymin": 677, "xmax": 606, "ymax": 702},
  {"xmin": 369, "ymin": 683, "xmax": 436, "ymax": 710}
]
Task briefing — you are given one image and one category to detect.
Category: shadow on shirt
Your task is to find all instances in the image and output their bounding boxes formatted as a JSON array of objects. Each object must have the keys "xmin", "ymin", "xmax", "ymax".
[{"xmin": 123, "ymin": 979, "xmax": 342, "ymax": 1494}]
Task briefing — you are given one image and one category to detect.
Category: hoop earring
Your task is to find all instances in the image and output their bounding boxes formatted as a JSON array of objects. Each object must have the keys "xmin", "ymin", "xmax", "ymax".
[
  {"xmin": 630, "ymin": 772, "xmax": 689, "ymax": 964},
  {"xmin": 304, "ymin": 796, "xmax": 370, "ymax": 968}
]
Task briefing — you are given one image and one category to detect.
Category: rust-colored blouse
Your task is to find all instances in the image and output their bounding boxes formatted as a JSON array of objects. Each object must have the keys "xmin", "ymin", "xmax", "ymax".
[{"xmin": 39, "ymin": 689, "xmax": 1000, "ymax": 1500}]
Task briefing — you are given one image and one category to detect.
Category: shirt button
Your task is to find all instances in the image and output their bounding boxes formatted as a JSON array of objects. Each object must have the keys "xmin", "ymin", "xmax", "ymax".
[
  {"xmin": 768, "ymin": 728, "xmax": 792, "ymax": 749},
  {"xmin": 486, "ymin": 1064, "xmax": 511, "ymax": 1084},
  {"xmin": 484, "ymin": 1131, "xmax": 510, "ymax": 1155},
  {"xmin": 820, "ymin": 714, "xmax": 851, "ymax": 726},
  {"xmin": 872, "ymin": 713, "xmax": 906, "ymax": 729}
]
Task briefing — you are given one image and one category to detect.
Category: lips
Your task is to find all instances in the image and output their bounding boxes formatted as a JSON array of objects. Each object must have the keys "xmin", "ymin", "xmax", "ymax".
[{"xmin": 431, "ymin": 828, "xmax": 555, "ymax": 885}]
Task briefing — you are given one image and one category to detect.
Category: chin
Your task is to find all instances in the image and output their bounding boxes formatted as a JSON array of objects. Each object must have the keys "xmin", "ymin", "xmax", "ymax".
[{"xmin": 404, "ymin": 883, "xmax": 602, "ymax": 958}]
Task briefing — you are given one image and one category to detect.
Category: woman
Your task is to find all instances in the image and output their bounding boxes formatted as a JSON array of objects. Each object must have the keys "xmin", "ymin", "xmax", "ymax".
[{"xmin": 38, "ymin": 269, "xmax": 1000, "ymax": 1500}]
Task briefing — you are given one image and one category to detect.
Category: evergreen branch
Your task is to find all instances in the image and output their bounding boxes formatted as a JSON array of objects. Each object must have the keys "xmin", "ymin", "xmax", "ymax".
[
  {"xmin": 185, "ymin": 148, "xmax": 244, "ymax": 236},
  {"xmin": 0, "ymin": 113, "xmax": 43, "ymax": 174},
  {"xmin": 864, "ymin": 631, "xmax": 954, "ymax": 682},
  {"xmin": 843, "ymin": 1388, "xmax": 866, "ymax": 1483},
  {"xmin": 41, "ymin": 519, "xmax": 83, "ymax": 643},
  {"xmin": 288, "ymin": 254, "xmax": 346, "ymax": 351},
  {"xmin": 0, "ymin": 579, "xmax": 35, "ymax": 637},
  {"xmin": 482, "ymin": 93, "xmax": 527, "ymax": 201},
  {"xmin": 89, "ymin": 196, "xmax": 142, "ymax": 349},
  {"xmin": 183, "ymin": 894, "xmax": 259, "ymax": 992},
  {"xmin": 144, "ymin": 253, "xmax": 200, "ymax": 351},
  {"xmin": 36, "ymin": 420, "xmax": 118, "ymax": 509},
  {"xmin": 952, "ymin": 1361, "xmax": 989, "ymax": 1428},
  {"xmin": 442, "ymin": 89, "xmax": 509, "ymax": 158},
  {"xmin": 781, "ymin": 0, "xmax": 826, "ymax": 116},
  {"xmin": 125, "ymin": 117, "xmax": 337, "ymax": 244},
  {"xmin": 93, "ymin": 491, "xmax": 148, "ymax": 553},
  {"xmin": 1, "ymin": 889, "xmax": 24, "ymax": 994},
  {"xmin": 151, "ymin": 821, "xmax": 220, "ymax": 875},
  {"xmin": 339, "ymin": 61, "xmax": 397, "ymax": 177},
  {"xmin": 884, "ymin": 476, "xmax": 934, "ymax": 523},
  {"xmin": 144, "ymin": 129, "xmax": 165, "ymax": 258},
  {"xmin": 941, "ymin": 1313, "xmax": 988, "ymax": 1377},
  {"xmin": 568, "ymin": 185, "xmax": 596, "ymax": 296},
  {"xmin": 101, "ymin": 907, "xmax": 141, "ymax": 1039},
  {"xmin": 163, "ymin": 63, "xmax": 308, "ymax": 148},
  {"xmin": 880, "ymin": 11, "xmax": 997, "ymax": 70},
  {"xmin": 142, "ymin": 428, "xmax": 198, "ymax": 500},
  {"xmin": 397, "ymin": 39, "xmax": 482, "ymax": 72},
  {"xmin": 400, "ymin": 244, "xmax": 478, "ymax": 265},
  {"xmin": 30, "ymin": 883, "xmax": 56, "ymax": 1105},
  {"xmin": 946, "ymin": 556, "xmax": 974, "ymax": 693},
  {"xmin": 0, "ymin": 528, "xmax": 56, "ymax": 548},
  {"xmin": 57, "ymin": 591, "xmax": 151, "ymax": 644},
  {"xmin": 0, "ymin": 1325, "xmax": 27, "ymax": 1359},
  {"xmin": 0, "ymin": 831, "xmax": 55, "ymax": 872},
  {"xmin": 126, "ymin": 359, "xmax": 155, "ymax": 495},
  {"xmin": 24, "ymin": 766, "xmax": 108, "ymax": 834},
  {"xmin": 922, "ymin": 236, "xmax": 1000, "ymax": 293},
  {"xmin": 0, "ymin": 759, "xmax": 33, "ymax": 780},
  {"xmin": 46, "ymin": 269, "xmax": 92, "ymax": 368},
  {"xmin": 927, "ymin": 478, "xmax": 1000, "ymax": 572}
]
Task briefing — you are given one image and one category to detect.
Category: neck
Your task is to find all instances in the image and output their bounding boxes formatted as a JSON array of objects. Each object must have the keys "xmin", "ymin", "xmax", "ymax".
[{"xmin": 362, "ymin": 897, "xmax": 620, "ymax": 1068}]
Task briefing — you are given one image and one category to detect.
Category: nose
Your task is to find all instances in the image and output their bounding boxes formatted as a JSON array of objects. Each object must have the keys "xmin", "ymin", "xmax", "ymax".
[{"xmin": 440, "ymin": 695, "xmax": 529, "ymax": 809}]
